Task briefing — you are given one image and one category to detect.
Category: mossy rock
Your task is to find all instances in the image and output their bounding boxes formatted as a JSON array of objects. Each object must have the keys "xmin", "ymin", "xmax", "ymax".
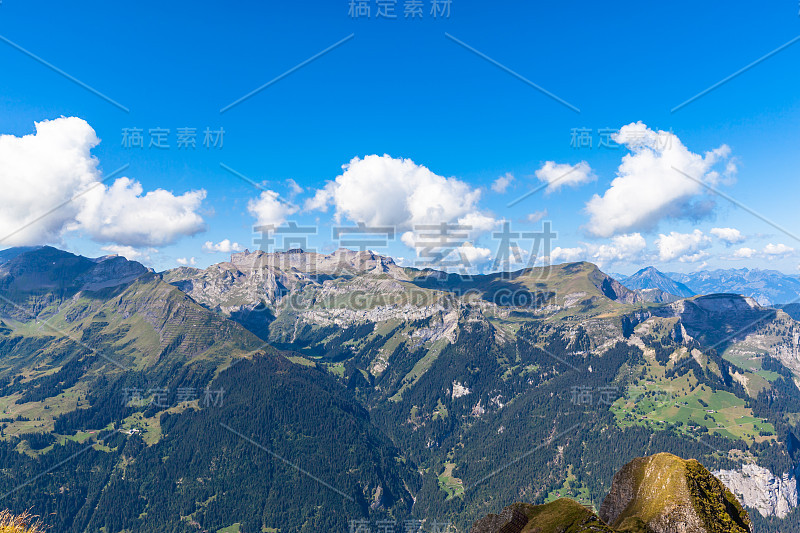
[
  {"xmin": 471, "ymin": 453, "xmax": 751, "ymax": 533},
  {"xmin": 599, "ymin": 452, "xmax": 751, "ymax": 533}
]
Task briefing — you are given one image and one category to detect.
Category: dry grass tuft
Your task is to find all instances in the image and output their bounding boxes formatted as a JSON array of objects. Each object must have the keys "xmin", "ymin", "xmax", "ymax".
[{"xmin": 0, "ymin": 510, "xmax": 45, "ymax": 533}]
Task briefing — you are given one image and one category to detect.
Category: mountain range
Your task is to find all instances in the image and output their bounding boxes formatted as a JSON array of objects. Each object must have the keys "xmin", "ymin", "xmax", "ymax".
[{"xmin": 0, "ymin": 246, "xmax": 800, "ymax": 531}]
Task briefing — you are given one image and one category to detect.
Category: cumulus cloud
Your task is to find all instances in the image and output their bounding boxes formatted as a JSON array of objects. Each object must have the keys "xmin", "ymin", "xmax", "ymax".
[
  {"xmin": 550, "ymin": 246, "xmax": 587, "ymax": 263},
  {"xmin": 491, "ymin": 173, "xmax": 514, "ymax": 193},
  {"xmin": 248, "ymin": 190, "xmax": 298, "ymax": 227},
  {"xmin": 763, "ymin": 243, "xmax": 795, "ymax": 257},
  {"xmin": 535, "ymin": 161, "xmax": 595, "ymax": 193},
  {"xmin": 545, "ymin": 234, "xmax": 647, "ymax": 266},
  {"xmin": 0, "ymin": 117, "xmax": 99, "ymax": 246},
  {"xmin": 457, "ymin": 212, "xmax": 498, "ymax": 233},
  {"xmin": 176, "ymin": 256, "xmax": 197, "ymax": 266},
  {"xmin": 655, "ymin": 230, "xmax": 712, "ymax": 262},
  {"xmin": 585, "ymin": 122, "xmax": 735, "ymax": 237},
  {"xmin": 202, "ymin": 239, "xmax": 242, "ymax": 253},
  {"xmin": 733, "ymin": 247, "xmax": 757, "ymax": 259},
  {"xmin": 305, "ymin": 155, "xmax": 495, "ymax": 247},
  {"xmin": 0, "ymin": 117, "xmax": 206, "ymax": 247},
  {"xmin": 589, "ymin": 233, "xmax": 647, "ymax": 263},
  {"xmin": 446, "ymin": 243, "xmax": 492, "ymax": 267},
  {"xmin": 710, "ymin": 227, "xmax": 745, "ymax": 245},
  {"xmin": 78, "ymin": 178, "xmax": 206, "ymax": 247}
]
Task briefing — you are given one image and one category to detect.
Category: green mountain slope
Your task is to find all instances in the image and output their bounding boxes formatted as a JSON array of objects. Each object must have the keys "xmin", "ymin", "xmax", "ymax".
[{"xmin": 0, "ymin": 247, "xmax": 418, "ymax": 532}]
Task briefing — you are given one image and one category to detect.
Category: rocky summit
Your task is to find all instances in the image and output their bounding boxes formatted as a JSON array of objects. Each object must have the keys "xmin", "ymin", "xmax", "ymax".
[{"xmin": 472, "ymin": 453, "xmax": 752, "ymax": 533}]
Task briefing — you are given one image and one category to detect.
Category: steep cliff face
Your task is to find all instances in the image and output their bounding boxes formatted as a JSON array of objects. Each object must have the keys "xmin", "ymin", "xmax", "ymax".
[
  {"xmin": 714, "ymin": 464, "xmax": 798, "ymax": 518},
  {"xmin": 472, "ymin": 453, "xmax": 752, "ymax": 533}
]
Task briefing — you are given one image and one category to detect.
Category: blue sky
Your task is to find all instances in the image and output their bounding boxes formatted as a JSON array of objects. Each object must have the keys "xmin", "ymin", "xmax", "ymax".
[{"xmin": 1, "ymin": 0, "xmax": 799, "ymax": 275}]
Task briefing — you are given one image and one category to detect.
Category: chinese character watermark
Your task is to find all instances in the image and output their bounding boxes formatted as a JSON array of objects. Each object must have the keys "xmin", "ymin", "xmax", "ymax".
[
  {"xmin": 122, "ymin": 386, "xmax": 225, "ymax": 408},
  {"xmin": 348, "ymin": 518, "xmax": 451, "ymax": 533},
  {"xmin": 121, "ymin": 126, "xmax": 224, "ymax": 149},
  {"xmin": 570, "ymin": 127, "xmax": 673, "ymax": 150},
  {"xmin": 349, "ymin": 0, "xmax": 451, "ymax": 19},
  {"xmin": 570, "ymin": 385, "xmax": 620, "ymax": 407}
]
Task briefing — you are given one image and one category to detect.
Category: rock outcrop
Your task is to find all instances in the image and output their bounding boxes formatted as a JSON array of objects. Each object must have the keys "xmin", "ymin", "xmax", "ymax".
[
  {"xmin": 600, "ymin": 453, "xmax": 751, "ymax": 533},
  {"xmin": 471, "ymin": 453, "xmax": 752, "ymax": 533}
]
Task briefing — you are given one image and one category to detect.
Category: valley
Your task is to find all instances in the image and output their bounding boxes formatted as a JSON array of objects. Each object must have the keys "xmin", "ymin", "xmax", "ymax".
[{"xmin": 0, "ymin": 247, "xmax": 799, "ymax": 531}]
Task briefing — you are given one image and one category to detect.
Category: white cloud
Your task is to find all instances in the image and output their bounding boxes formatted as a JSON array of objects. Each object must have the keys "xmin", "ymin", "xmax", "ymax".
[
  {"xmin": 655, "ymin": 230, "xmax": 712, "ymax": 263},
  {"xmin": 101, "ymin": 244, "xmax": 157, "ymax": 262},
  {"xmin": 763, "ymin": 243, "xmax": 795, "ymax": 257},
  {"xmin": 585, "ymin": 122, "xmax": 734, "ymax": 237},
  {"xmin": 589, "ymin": 233, "xmax": 647, "ymax": 263},
  {"xmin": 202, "ymin": 239, "xmax": 242, "ymax": 253},
  {"xmin": 0, "ymin": 117, "xmax": 100, "ymax": 246},
  {"xmin": 733, "ymin": 247, "xmax": 756, "ymax": 259},
  {"xmin": 0, "ymin": 117, "xmax": 206, "ymax": 247},
  {"xmin": 176, "ymin": 256, "xmax": 197, "ymax": 266},
  {"xmin": 248, "ymin": 190, "xmax": 298, "ymax": 227},
  {"xmin": 303, "ymin": 186, "xmax": 333, "ymax": 212},
  {"xmin": 710, "ymin": 227, "xmax": 745, "ymax": 244},
  {"xmin": 491, "ymin": 173, "xmax": 514, "ymax": 193},
  {"xmin": 305, "ymin": 155, "xmax": 495, "ymax": 246},
  {"xmin": 535, "ymin": 161, "xmax": 595, "ymax": 193},
  {"xmin": 458, "ymin": 212, "xmax": 498, "ymax": 234},
  {"xmin": 537, "ymin": 234, "xmax": 648, "ymax": 267},
  {"xmin": 447, "ymin": 243, "xmax": 492, "ymax": 267},
  {"xmin": 527, "ymin": 210, "xmax": 548, "ymax": 224},
  {"xmin": 400, "ymin": 231, "xmax": 417, "ymax": 249},
  {"xmin": 550, "ymin": 246, "xmax": 587, "ymax": 263},
  {"xmin": 78, "ymin": 177, "xmax": 206, "ymax": 247}
]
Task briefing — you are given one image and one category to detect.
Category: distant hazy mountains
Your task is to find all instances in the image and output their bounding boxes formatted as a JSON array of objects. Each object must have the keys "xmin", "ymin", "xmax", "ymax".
[
  {"xmin": 669, "ymin": 268, "xmax": 800, "ymax": 306},
  {"xmin": 617, "ymin": 267, "xmax": 800, "ymax": 306}
]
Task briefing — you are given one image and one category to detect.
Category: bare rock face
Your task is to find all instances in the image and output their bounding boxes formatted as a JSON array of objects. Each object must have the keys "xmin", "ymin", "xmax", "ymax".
[{"xmin": 714, "ymin": 464, "xmax": 798, "ymax": 518}]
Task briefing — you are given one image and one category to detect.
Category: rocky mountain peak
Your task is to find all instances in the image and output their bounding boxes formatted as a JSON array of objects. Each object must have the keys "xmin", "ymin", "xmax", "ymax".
[
  {"xmin": 227, "ymin": 247, "xmax": 404, "ymax": 278},
  {"xmin": 0, "ymin": 246, "xmax": 149, "ymax": 293},
  {"xmin": 600, "ymin": 452, "xmax": 751, "ymax": 533},
  {"xmin": 622, "ymin": 266, "xmax": 696, "ymax": 299},
  {"xmin": 471, "ymin": 453, "xmax": 751, "ymax": 533}
]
